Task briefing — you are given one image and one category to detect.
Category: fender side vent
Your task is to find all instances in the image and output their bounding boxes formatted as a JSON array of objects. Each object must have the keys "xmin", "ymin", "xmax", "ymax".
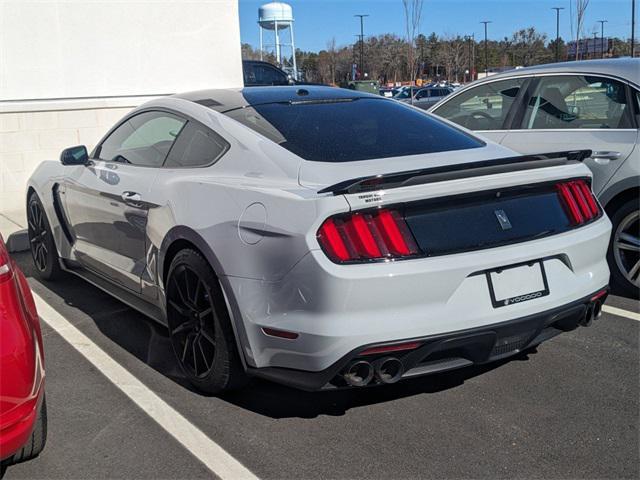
[{"xmin": 52, "ymin": 184, "xmax": 74, "ymax": 245}]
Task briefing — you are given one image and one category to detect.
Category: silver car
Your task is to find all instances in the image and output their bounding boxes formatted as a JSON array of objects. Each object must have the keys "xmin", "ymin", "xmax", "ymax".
[
  {"xmin": 430, "ymin": 58, "xmax": 639, "ymax": 296},
  {"xmin": 26, "ymin": 86, "xmax": 610, "ymax": 393},
  {"xmin": 395, "ymin": 86, "xmax": 454, "ymax": 110}
]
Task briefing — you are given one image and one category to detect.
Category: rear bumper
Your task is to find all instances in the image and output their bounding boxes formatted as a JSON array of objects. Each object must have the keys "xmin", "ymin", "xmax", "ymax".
[
  {"xmin": 247, "ymin": 288, "xmax": 608, "ymax": 391},
  {"xmin": 228, "ymin": 216, "xmax": 611, "ymax": 372},
  {"xmin": 0, "ymin": 390, "xmax": 44, "ymax": 462}
]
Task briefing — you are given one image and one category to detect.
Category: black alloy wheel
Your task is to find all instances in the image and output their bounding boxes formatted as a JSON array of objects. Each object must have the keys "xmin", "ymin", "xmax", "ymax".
[
  {"xmin": 28, "ymin": 200, "xmax": 48, "ymax": 272},
  {"xmin": 27, "ymin": 193, "xmax": 61, "ymax": 280},
  {"xmin": 166, "ymin": 249, "xmax": 246, "ymax": 393},
  {"xmin": 167, "ymin": 264, "xmax": 217, "ymax": 379}
]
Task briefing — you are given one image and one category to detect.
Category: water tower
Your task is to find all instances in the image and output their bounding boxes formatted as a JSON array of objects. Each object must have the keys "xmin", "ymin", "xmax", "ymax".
[{"xmin": 258, "ymin": 2, "xmax": 297, "ymax": 79}]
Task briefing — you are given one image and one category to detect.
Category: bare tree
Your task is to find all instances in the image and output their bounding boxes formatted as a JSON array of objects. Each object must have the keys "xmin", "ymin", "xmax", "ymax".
[
  {"xmin": 571, "ymin": 0, "xmax": 590, "ymax": 60},
  {"xmin": 402, "ymin": 0, "xmax": 424, "ymax": 81},
  {"xmin": 327, "ymin": 37, "xmax": 337, "ymax": 84}
]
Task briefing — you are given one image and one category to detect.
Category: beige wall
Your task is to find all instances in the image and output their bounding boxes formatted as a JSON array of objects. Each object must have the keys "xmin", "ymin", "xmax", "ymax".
[
  {"xmin": 0, "ymin": 102, "xmax": 136, "ymax": 222},
  {"xmin": 0, "ymin": 0, "xmax": 243, "ymax": 224}
]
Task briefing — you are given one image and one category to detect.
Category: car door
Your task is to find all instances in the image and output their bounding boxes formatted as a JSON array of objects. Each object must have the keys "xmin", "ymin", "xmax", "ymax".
[
  {"xmin": 499, "ymin": 74, "xmax": 638, "ymax": 195},
  {"xmin": 430, "ymin": 77, "xmax": 529, "ymax": 145},
  {"xmin": 62, "ymin": 110, "xmax": 186, "ymax": 292},
  {"xmin": 411, "ymin": 89, "xmax": 429, "ymax": 108}
]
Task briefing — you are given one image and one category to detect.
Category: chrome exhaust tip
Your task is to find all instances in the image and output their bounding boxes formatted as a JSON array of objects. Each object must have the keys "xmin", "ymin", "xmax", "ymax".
[
  {"xmin": 343, "ymin": 360, "xmax": 374, "ymax": 387},
  {"xmin": 582, "ymin": 304, "xmax": 595, "ymax": 326},
  {"xmin": 593, "ymin": 300, "xmax": 602, "ymax": 320},
  {"xmin": 373, "ymin": 357, "xmax": 404, "ymax": 384}
]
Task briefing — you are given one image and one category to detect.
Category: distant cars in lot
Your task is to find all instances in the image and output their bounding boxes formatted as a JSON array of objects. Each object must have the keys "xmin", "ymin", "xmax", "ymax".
[
  {"xmin": 394, "ymin": 86, "xmax": 454, "ymax": 109},
  {"xmin": 431, "ymin": 58, "xmax": 639, "ymax": 296},
  {"xmin": 26, "ymin": 86, "xmax": 609, "ymax": 394},
  {"xmin": 0, "ymin": 235, "xmax": 46, "ymax": 473}
]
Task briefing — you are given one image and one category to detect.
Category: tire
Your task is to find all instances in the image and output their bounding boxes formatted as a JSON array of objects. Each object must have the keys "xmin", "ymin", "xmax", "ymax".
[
  {"xmin": 607, "ymin": 198, "xmax": 640, "ymax": 298},
  {"xmin": 166, "ymin": 249, "xmax": 247, "ymax": 394},
  {"xmin": 27, "ymin": 193, "xmax": 62, "ymax": 281},
  {"xmin": 10, "ymin": 395, "xmax": 47, "ymax": 465}
]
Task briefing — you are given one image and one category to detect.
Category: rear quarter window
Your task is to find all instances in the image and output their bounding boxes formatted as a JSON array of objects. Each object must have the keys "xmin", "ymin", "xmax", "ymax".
[{"xmin": 224, "ymin": 98, "xmax": 484, "ymax": 162}]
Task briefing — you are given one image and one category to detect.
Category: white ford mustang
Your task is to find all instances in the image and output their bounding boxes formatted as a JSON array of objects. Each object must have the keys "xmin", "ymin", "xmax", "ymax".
[{"xmin": 26, "ymin": 86, "xmax": 610, "ymax": 392}]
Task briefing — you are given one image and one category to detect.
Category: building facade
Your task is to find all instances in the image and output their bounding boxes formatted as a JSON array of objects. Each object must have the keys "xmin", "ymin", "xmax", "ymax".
[{"xmin": 1, "ymin": 0, "xmax": 243, "ymax": 222}]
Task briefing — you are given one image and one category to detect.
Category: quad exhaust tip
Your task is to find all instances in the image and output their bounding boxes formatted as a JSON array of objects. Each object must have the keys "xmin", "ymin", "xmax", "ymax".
[
  {"xmin": 581, "ymin": 299, "xmax": 604, "ymax": 327},
  {"xmin": 373, "ymin": 357, "xmax": 404, "ymax": 384},
  {"xmin": 343, "ymin": 360, "xmax": 374, "ymax": 387}
]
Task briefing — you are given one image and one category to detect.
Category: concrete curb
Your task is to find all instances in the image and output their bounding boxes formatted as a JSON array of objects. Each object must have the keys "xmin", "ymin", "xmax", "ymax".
[{"xmin": 7, "ymin": 229, "xmax": 29, "ymax": 253}]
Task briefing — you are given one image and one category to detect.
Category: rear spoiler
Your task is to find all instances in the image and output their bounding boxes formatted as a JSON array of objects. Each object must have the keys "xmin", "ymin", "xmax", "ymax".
[{"xmin": 318, "ymin": 150, "xmax": 592, "ymax": 196}]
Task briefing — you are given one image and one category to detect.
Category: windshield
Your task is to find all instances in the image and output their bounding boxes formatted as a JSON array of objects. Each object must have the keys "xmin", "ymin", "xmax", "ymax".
[{"xmin": 224, "ymin": 97, "xmax": 484, "ymax": 162}]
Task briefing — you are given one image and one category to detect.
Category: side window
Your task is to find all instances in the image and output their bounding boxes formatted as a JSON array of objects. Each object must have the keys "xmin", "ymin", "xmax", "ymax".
[
  {"xmin": 164, "ymin": 122, "xmax": 229, "ymax": 168},
  {"xmin": 415, "ymin": 90, "xmax": 427, "ymax": 100},
  {"xmin": 97, "ymin": 111, "xmax": 185, "ymax": 167},
  {"xmin": 433, "ymin": 78, "xmax": 526, "ymax": 130},
  {"xmin": 254, "ymin": 65, "xmax": 288, "ymax": 86},
  {"xmin": 522, "ymin": 75, "xmax": 632, "ymax": 129}
]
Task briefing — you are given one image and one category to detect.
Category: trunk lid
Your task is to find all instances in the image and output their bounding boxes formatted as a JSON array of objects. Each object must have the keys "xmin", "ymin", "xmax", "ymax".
[{"xmin": 310, "ymin": 148, "xmax": 597, "ymax": 260}]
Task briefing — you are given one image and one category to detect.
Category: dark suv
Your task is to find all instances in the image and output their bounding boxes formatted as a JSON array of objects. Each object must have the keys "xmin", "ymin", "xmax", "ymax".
[{"xmin": 243, "ymin": 60, "xmax": 292, "ymax": 87}]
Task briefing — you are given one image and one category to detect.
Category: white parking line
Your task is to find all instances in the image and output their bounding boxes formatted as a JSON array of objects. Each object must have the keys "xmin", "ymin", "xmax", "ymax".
[
  {"xmin": 602, "ymin": 305, "xmax": 640, "ymax": 322},
  {"xmin": 32, "ymin": 292, "xmax": 258, "ymax": 480}
]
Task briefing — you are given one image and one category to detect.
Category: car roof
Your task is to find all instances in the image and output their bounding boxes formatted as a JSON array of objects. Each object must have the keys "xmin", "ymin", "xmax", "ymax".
[
  {"xmin": 477, "ymin": 58, "xmax": 639, "ymax": 86},
  {"xmin": 172, "ymin": 86, "xmax": 378, "ymax": 113}
]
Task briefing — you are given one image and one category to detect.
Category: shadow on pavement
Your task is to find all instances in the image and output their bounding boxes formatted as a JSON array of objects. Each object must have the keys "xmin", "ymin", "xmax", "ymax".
[
  {"xmin": 10, "ymin": 251, "xmax": 543, "ymax": 419},
  {"xmin": 220, "ymin": 352, "xmax": 534, "ymax": 419}
]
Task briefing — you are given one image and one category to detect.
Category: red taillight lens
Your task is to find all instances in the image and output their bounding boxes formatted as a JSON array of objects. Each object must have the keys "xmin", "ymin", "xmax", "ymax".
[
  {"xmin": 317, "ymin": 218, "xmax": 351, "ymax": 262},
  {"xmin": 359, "ymin": 341, "xmax": 423, "ymax": 356},
  {"xmin": 317, "ymin": 209, "xmax": 419, "ymax": 263},
  {"xmin": 557, "ymin": 179, "xmax": 600, "ymax": 225},
  {"xmin": 0, "ymin": 236, "xmax": 12, "ymax": 283}
]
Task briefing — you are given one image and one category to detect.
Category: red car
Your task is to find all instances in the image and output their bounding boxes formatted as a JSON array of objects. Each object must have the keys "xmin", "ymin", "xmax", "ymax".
[{"xmin": 0, "ymin": 234, "xmax": 46, "ymax": 471}]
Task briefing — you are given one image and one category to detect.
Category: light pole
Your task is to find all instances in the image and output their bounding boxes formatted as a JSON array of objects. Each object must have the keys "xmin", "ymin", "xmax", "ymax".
[
  {"xmin": 465, "ymin": 35, "xmax": 473, "ymax": 82},
  {"xmin": 480, "ymin": 21, "xmax": 491, "ymax": 75},
  {"xmin": 552, "ymin": 7, "xmax": 564, "ymax": 62},
  {"xmin": 632, "ymin": 0, "xmax": 636, "ymax": 57},
  {"xmin": 598, "ymin": 20, "xmax": 608, "ymax": 58},
  {"xmin": 354, "ymin": 14, "xmax": 369, "ymax": 78}
]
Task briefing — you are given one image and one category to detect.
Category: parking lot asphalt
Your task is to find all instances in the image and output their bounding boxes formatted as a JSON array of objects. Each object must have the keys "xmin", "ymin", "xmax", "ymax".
[{"xmin": 4, "ymin": 250, "xmax": 639, "ymax": 480}]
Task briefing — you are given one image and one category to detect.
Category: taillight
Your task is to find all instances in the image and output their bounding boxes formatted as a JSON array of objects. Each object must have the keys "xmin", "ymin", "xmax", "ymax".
[
  {"xmin": 317, "ymin": 209, "xmax": 419, "ymax": 263},
  {"xmin": 556, "ymin": 179, "xmax": 601, "ymax": 225},
  {"xmin": 0, "ymin": 235, "xmax": 12, "ymax": 283}
]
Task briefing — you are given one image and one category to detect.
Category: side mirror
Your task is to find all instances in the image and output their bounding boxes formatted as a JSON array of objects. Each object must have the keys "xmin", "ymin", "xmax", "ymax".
[{"xmin": 60, "ymin": 145, "xmax": 89, "ymax": 166}]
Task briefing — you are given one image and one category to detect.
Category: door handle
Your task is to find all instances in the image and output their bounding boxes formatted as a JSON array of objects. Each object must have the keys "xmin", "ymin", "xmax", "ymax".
[
  {"xmin": 591, "ymin": 151, "xmax": 621, "ymax": 161},
  {"xmin": 121, "ymin": 191, "xmax": 142, "ymax": 205}
]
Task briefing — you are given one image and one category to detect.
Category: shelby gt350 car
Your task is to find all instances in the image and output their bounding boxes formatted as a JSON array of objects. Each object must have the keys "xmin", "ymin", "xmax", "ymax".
[{"xmin": 26, "ymin": 86, "xmax": 610, "ymax": 392}]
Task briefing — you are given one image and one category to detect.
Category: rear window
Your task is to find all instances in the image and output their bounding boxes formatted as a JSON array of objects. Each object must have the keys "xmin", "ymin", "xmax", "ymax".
[{"xmin": 224, "ymin": 98, "xmax": 484, "ymax": 162}]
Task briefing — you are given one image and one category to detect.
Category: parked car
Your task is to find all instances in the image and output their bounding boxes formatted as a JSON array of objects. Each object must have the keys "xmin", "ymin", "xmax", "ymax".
[
  {"xmin": 243, "ymin": 60, "xmax": 293, "ymax": 86},
  {"xmin": 27, "ymin": 86, "xmax": 609, "ymax": 393},
  {"xmin": 392, "ymin": 86, "xmax": 419, "ymax": 100},
  {"xmin": 396, "ymin": 86, "xmax": 454, "ymax": 109},
  {"xmin": 430, "ymin": 58, "xmax": 639, "ymax": 296},
  {"xmin": 0, "ymin": 234, "xmax": 46, "ymax": 472},
  {"xmin": 379, "ymin": 87, "xmax": 395, "ymax": 97}
]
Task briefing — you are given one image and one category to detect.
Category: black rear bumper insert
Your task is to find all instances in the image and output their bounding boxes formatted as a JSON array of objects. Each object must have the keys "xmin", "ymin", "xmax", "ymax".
[{"xmin": 247, "ymin": 288, "xmax": 607, "ymax": 391}]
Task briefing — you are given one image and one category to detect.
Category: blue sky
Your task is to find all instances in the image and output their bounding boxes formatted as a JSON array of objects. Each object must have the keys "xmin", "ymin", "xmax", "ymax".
[{"xmin": 238, "ymin": 0, "xmax": 635, "ymax": 51}]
